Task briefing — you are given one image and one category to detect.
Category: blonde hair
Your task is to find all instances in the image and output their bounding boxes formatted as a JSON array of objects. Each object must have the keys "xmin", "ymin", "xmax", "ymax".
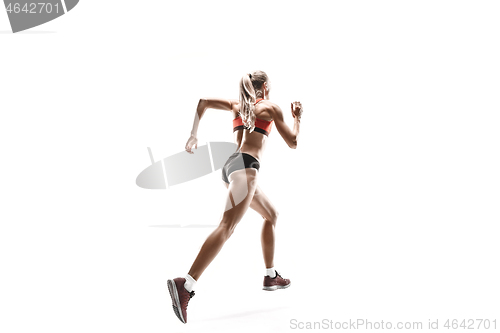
[{"xmin": 239, "ymin": 70, "xmax": 269, "ymax": 133}]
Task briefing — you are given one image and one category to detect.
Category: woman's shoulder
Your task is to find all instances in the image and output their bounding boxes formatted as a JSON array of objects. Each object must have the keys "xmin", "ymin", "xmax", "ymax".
[
  {"xmin": 259, "ymin": 100, "xmax": 281, "ymax": 115},
  {"xmin": 255, "ymin": 100, "xmax": 277, "ymax": 121}
]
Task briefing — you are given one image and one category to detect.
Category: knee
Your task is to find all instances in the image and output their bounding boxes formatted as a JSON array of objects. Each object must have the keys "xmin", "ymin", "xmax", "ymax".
[
  {"xmin": 219, "ymin": 220, "xmax": 238, "ymax": 239},
  {"xmin": 267, "ymin": 210, "xmax": 279, "ymax": 226}
]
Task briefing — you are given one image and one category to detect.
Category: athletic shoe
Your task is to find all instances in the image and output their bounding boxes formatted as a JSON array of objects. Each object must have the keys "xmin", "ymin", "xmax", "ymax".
[
  {"xmin": 167, "ymin": 278, "xmax": 195, "ymax": 324},
  {"xmin": 263, "ymin": 271, "xmax": 291, "ymax": 291}
]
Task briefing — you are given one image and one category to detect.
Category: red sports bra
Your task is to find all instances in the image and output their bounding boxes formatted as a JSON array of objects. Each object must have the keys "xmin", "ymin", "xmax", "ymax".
[{"xmin": 233, "ymin": 99, "xmax": 273, "ymax": 136}]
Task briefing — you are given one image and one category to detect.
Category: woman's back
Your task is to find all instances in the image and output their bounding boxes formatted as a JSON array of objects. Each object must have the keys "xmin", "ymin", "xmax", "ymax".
[{"xmin": 236, "ymin": 99, "xmax": 273, "ymax": 161}]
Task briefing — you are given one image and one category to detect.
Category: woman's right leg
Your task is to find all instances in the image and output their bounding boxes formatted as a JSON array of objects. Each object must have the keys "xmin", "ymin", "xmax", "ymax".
[
  {"xmin": 250, "ymin": 186, "xmax": 291, "ymax": 291},
  {"xmin": 250, "ymin": 186, "xmax": 279, "ymax": 269},
  {"xmin": 187, "ymin": 168, "xmax": 258, "ymax": 281}
]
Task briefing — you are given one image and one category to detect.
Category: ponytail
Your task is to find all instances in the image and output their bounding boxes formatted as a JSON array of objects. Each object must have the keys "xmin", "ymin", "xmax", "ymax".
[
  {"xmin": 238, "ymin": 70, "xmax": 269, "ymax": 133},
  {"xmin": 239, "ymin": 74, "xmax": 257, "ymax": 132}
]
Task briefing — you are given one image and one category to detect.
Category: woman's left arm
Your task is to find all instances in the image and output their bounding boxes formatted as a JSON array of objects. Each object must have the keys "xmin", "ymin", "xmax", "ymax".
[{"xmin": 185, "ymin": 98, "xmax": 238, "ymax": 154}]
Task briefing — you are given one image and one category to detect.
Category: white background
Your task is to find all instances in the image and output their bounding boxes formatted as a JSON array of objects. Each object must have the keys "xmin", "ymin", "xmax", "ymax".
[{"xmin": 1, "ymin": 1, "xmax": 499, "ymax": 332}]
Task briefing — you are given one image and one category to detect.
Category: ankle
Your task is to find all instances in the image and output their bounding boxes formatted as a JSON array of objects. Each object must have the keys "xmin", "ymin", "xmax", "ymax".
[
  {"xmin": 265, "ymin": 267, "xmax": 276, "ymax": 278},
  {"xmin": 184, "ymin": 274, "xmax": 197, "ymax": 292}
]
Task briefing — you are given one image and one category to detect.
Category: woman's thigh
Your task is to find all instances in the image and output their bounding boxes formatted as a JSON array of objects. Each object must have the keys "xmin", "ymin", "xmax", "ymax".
[
  {"xmin": 221, "ymin": 168, "xmax": 259, "ymax": 224},
  {"xmin": 224, "ymin": 180, "xmax": 277, "ymax": 223}
]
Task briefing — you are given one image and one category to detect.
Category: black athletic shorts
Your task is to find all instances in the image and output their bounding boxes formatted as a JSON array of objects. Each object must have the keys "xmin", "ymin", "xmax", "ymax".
[{"xmin": 221, "ymin": 152, "xmax": 260, "ymax": 184}]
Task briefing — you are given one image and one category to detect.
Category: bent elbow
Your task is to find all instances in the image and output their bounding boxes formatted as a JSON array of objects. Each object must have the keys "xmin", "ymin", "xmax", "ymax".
[
  {"xmin": 290, "ymin": 134, "xmax": 299, "ymax": 149},
  {"xmin": 198, "ymin": 98, "xmax": 208, "ymax": 107}
]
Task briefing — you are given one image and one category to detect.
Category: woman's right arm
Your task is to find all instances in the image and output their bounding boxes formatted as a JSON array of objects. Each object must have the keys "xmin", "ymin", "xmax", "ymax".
[
  {"xmin": 270, "ymin": 102, "xmax": 303, "ymax": 149},
  {"xmin": 186, "ymin": 98, "xmax": 239, "ymax": 153},
  {"xmin": 190, "ymin": 98, "xmax": 238, "ymax": 137}
]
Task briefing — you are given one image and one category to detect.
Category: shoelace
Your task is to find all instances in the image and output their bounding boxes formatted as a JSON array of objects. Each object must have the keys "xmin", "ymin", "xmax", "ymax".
[{"xmin": 182, "ymin": 290, "xmax": 195, "ymax": 309}]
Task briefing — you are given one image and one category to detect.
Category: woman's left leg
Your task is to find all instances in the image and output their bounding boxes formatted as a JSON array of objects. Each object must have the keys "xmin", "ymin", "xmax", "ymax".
[{"xmin": 222, "ymin": 183, "xmax": 278, "ymax": 269}]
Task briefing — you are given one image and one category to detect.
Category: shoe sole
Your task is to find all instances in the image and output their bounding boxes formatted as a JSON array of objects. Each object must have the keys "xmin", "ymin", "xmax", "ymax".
[
  {"xmin": 263, "ymin": 282, "xmax": 291, "ymax": 291},
  {"xmin": 167, "ymin": 279, "xmax": 186, "ymax": 324}
]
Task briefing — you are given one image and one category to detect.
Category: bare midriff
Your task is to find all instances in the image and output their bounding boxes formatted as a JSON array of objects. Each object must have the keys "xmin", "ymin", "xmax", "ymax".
[{"xmin": 239, "ymin": 130, "xmax": 268, "ymax": 162}]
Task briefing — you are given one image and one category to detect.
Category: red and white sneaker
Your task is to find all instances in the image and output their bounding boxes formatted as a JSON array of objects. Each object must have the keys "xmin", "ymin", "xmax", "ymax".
[
  {"xmin": 167, "ymin": 278, "xmax": 195, "ymax": 324},
  {"xmin": 263, "ymin": 271, "xmax": 291, "ymax": 291}
]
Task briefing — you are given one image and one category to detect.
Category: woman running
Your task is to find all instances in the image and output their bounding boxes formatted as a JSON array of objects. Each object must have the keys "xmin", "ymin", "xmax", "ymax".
[{"xmin": 167, "ymin": 70, "xmax": 303, "ymax": 324}]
